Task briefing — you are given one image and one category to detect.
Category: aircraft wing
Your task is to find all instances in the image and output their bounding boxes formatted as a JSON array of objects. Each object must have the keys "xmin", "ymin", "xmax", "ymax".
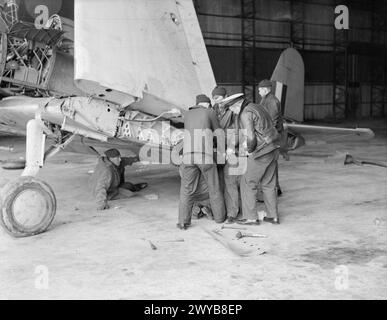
[
  {"xmin": 285, "ymin": 123, "xmax": 375, "ymax": 142},
  {"xmin": 59, "ymin": 135, "xmax": 175, "ymax": 161},
  {"xmin": 0, "ymin": 119, "xmax": 177, "ymax": 167},
  {"xmin": 74, "ymin": 0, "xmax": 216, "ymax": 115},
  {"xmin": 0, "ymin": 96, "xmax": 182, "ymax": 165}
]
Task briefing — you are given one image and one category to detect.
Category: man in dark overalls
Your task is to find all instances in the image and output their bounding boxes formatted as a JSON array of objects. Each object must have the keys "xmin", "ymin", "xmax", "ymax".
[
  {"xmin": 211, "ymin": 86, "xmax": 232, "ymax": 197},
  {"xmin": 211, "ymin": 86, "xmax": 233, "ymax": 129},
  {"xmin": 213, "ymin": 93, "xmax": 246, "ymax": 224},
  {"xmin": 228, "ymin": 97, "xmax": 281, "ymax": 225},
  {"xmin": 258, "ymin": 79, "xmax": 284, "ymax": 196},
  {"xmin": 89, "ymin": 148, "xmax": 148, "ymax": 210},
  {"xmin": 177, "ymin": 94, "xmax": 226, "ymax": 229}
]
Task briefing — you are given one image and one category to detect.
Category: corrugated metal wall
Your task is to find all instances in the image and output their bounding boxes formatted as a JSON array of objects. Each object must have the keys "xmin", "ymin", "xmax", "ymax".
[{"xmin": 195, "ymin": 0, "xmax": 387, "ymax": 120}]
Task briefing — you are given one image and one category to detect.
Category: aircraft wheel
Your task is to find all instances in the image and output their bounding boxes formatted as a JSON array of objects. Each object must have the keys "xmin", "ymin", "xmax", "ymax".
[{"xmin": 0, "ymin": 176, "xmax": 56, "ymax": 237}]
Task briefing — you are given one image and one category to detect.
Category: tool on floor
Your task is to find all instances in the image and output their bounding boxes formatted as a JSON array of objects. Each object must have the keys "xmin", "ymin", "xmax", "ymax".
[
  {"xmin": 344, "ymin": 154, "xmax": 387, "ymax": 168},
  {"xmin": 160, "ymin": 238, "xmax": 185, "ymax": 242},
  {"xmin": 148, "ymin": 240, "xmax": 157, "ymax": 250},
  {"xmin": 220, "ymin": 225, "xmax": 247, "ymax": 230},
  {"xmin": 203, "ymin": 228, "xmax": 252, "ymax": 257},
  {"xmin": 235, "ymin": 231, "xmax": 268, "ymax": 239},
  {"xmin": 141, "ymin": 238, "xmax": 158, "ymax": 250}
]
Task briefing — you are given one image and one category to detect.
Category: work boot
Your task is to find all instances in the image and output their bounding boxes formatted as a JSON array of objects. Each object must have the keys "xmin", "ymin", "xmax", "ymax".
[
  {"xmin": 133, "ymin": 182, "xmax": 148, "ymax": 192},
  {"xmin": 121, "ymin": 182, "xmax": 148, "ymax": 192},
  {"xmin": 226, "ymin": 216, "xmax": 236, "ymax": 224},
  {"xmin": 192, "ymin": 205, "xmax": 202, "ymax": 219},
  {"xmin": 263, "ymin": 217, "xmax": 280, "ymax": 224},
  {"xmin": 176, "ymin": 223, "xmax": 189, "ymax": 230},
  {"xmin": 236, "ymin": 219, "xmax": 260, "ymax": 226}
]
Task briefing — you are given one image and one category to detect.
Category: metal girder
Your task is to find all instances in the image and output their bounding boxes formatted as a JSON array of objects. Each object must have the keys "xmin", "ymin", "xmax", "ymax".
[
  {"xmin": 241, "ymin": 0, "xmax": 256, "ymax": 102},
  {"xmin": 370, "ymin": 2, "xmax": 386, "ymax": 117},
  {"xmin": 290, "ymin": 0, "xmax": 305, "ymax": 50},
  {"xmin": 332, "ymin": 0, "xmax": 349, "ymax": 119}
]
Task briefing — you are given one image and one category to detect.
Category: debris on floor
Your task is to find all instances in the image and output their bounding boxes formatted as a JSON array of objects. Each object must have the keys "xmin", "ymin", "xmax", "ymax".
[
  {"xmin": 219, "ymin": 225, "xmax": 247, "ymax": 231},
  {"xmin": 344, "ymin": 153, "xmax": 387, "ymax": 168},
  {"xmin": 142, "ymin": 238, "xmax": 158, "ymax": 250},
  {"xmin": 203, "ymin": 228, "xmax": 254, "ymax": 257},
  {"xmin": 160, "ymin": 238, "xmax": 185, "ymax": 242},
  {"xmin": 235, "ymin": 231, "xmax": 268, "ymax": 239},
  {"xmin": 148, "ymin": 240, "xmax": 157, "ymax": 250},
  {"xmin": 374, "ymin": 217, "xmax": 387, "ymax": 226}
]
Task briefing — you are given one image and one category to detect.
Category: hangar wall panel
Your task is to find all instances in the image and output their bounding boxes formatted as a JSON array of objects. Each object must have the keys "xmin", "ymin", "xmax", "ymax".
[
  {"xmin": 304, "ymin": 85, "xmax": 334, "ymax": 120},
  {"xmin": 196, "ymin": 0, "xmax": 387, "ymax": 120}
]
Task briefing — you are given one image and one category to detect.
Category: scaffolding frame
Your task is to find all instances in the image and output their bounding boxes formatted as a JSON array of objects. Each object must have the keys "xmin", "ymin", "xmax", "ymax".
[
  {"xmin": 240, "ymin": 0, "xmax": 257, "ymax": 102},
  {"xmin": 370, "ymin": 1, "xmax": 386, "ymax": 117},
  {"xmin": 290, "ymin": 0, "xmax": 305, "ymax": 50},
  {"xmin": 332, "ymin": 0, "xmax": 349, "ymax": 119},
  {"xmin": 196, "ymin": 0, "xmax": 387, "ymax": 119}
]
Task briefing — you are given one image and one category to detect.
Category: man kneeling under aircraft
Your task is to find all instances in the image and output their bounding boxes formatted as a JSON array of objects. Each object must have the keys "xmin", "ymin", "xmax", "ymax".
[{"xmin": 90, "ymin": 148, "xmax": 148, "ymax": 210}]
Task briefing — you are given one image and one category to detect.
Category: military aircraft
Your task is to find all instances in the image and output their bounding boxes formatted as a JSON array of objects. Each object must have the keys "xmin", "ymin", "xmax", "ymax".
[{"xmin": 0, "ymin": 0, "xmax": 374, "ymax": 237}]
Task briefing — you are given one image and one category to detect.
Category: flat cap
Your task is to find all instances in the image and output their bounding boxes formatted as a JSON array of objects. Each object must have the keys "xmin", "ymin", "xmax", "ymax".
[
  {"xmin": 104, "ymin": 148, "xmax": 121, "ymax": 158},
  {"xmin": 211, "ymin": 86, "xmax": 227, "ymax": 97},
  {"xmin": 258, "ymin": 79, "xmax": 272, "ymax": 88},
  {"xmin": 196, "ymin": 94, "xmax": 211, "ymax": 104}
]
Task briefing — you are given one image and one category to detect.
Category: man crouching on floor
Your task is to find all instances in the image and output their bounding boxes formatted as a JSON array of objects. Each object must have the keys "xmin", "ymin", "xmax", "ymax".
[{"xmin": 89, "ymin": 148, "xmax": 148, "ymax": 210}]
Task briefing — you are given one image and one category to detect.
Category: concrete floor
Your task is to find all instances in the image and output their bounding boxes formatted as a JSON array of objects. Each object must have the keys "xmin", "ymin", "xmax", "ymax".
[{"xmin": 0, "ymin": 119, "xmax": 386, "ymax": 299}]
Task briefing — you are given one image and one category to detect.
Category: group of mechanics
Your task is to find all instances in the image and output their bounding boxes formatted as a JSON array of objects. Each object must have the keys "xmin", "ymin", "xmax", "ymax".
[{"xmin": 89, "ymin": 80, "xmax": 284, "ymax": 229}]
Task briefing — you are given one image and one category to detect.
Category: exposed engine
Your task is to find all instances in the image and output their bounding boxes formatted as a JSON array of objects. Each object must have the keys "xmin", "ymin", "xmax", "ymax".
[
  {"xmin": 0, "ymin": 33, "xmax": 54, "ymax": 96},
  {"xmin": 0, "ymin": 4, "xmax": 66, "ymax": 98},
  {"xmin": 59, "ymin": 96, "xmax": 183, "ymax": 147}
]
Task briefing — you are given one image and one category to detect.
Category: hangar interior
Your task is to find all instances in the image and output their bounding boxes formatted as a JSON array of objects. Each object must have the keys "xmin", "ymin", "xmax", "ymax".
[
  {"xmin": 0, "ymin": 0, "xmax": 386, "ymax": 300},
  {"xmin": 196, "ymin": 0, "xmax": 387, "ymax": 120}
]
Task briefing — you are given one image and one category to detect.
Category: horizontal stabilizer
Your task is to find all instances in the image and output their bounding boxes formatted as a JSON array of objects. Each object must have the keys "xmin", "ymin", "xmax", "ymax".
[{"xmin": 285, "ymin": 123, "xmax": 375, "ymax": 140}]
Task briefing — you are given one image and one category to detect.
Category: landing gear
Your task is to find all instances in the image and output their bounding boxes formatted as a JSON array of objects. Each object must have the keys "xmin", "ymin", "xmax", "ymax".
[
  {"xmin": 0, "ymin": 119, "xmax": 57, "ymax": 237},
  {"xmin": 0, "ymin": 119, "xmax": 76, "ymax": 237},
  {"xmin": 0, "ymin": 176, "xmax": 56, "ymax": 237}
]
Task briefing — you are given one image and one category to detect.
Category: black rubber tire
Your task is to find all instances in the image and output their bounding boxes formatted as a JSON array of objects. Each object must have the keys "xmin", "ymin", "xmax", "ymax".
[{"xmin": 0, "ymin": 176, "xmax": 56, "ymax": 237}]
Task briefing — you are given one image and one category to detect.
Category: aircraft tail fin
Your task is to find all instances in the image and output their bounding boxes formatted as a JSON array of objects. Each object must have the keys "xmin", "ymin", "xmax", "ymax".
[{"xmin": 271, "ymin": 48, "xmax": 305, "ymax": 122}]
